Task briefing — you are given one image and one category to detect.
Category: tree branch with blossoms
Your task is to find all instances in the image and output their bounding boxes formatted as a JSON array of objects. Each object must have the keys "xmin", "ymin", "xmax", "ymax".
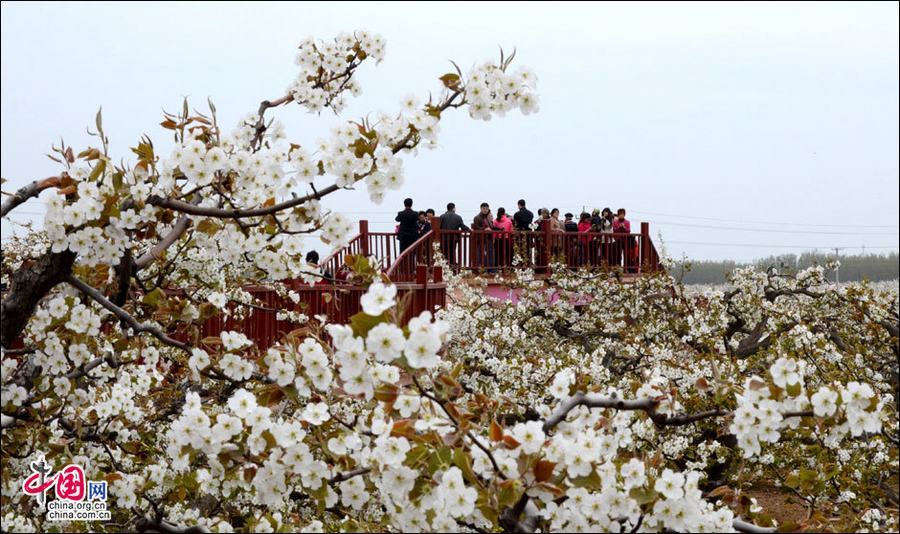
[{"xmin": 66, "ymin": 274, "xmax": 190, "ymax": 352}]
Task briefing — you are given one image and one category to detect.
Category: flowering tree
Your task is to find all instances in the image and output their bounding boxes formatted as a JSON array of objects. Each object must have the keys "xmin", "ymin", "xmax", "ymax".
[
  {"xmin": 1, "ymin": 30, "xmax": 897, "ymax": 534},
  {"xmin": 439, "ymin": 259, "xmax": 898, "ymax": 532}
]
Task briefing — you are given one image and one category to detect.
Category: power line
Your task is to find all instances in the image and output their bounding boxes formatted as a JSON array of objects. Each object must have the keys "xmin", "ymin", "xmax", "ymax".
[
  {"xmin": 646, "ymin": 220, "xmax": 900, "ymax": 236},
  {"xmin": 630, "ymin": 209, "xmax": 899, "ymax": 229},
  {"xmin": 665, "ymin": 240, "xmax": 897, "ymax": 250}
]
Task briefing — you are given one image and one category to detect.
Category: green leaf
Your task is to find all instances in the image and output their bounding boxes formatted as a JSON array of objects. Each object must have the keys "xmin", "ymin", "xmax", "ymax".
[
  {"xmin": 350, "ymin": 138, "xmax": 372, "ymax": 158},
  {"xmin": 199, "ymin": 302, "xmax": 219, "ymax": 321},
  {"xmin": 497, "ymin": 479, "xmax": 521, "ymax": 508},
  {"xmin": 437, "ymin": 446, "xmax": 452, "ymax": 465},
  {"xmin": 88, "ymin": 159, "xmax": 106, "ymax": 182},
  {"xmin": 142, "ymin": 288, "xmax": 167, "ymax": 308},
  {"xmin": 404, "ymin": 445, "xmax": 430, "ymax": 468},
  {"xmin": 349, "ymin": 310, "xmax": 389, "ymax": 338},
  {"xmin": 784, "ymin": 473, "xmax": 800, "ymax": 489},
  {"xmin": 260, "ymin": 430, "xmax": 277, "ymax": 450},
  {"xmin": 196, "ymin": 219, "xmax": 220, "ymax": 236},
  {"xmin": 629, "ymin": 486, "xmax": 658, "ymax": 505},
  {"xmin": 439, "ymin": 73, "xmax": 461, "ymax": 90},
  {"xmin": 182, "ymin": 471, "xmax": 200, "ymax": 493},
  {"xmin": 351, "ymin": 254, "xmax": 377, "ymax": 276},
  {"xmin": 426, "ymin": 446, "xmax": 453, "ymax": 475},
  {"xmin": 478, "ymin": 503, "xmax": 499, "ymax": 525},
  {"xmin": 570, "ymin": 469, "xmax": 602, "ymax": 490},
  {"xmin": 799, "ymin": 468, "xmax": 817, "ymax": 483},
  {"xmin": 453, "ymin": 447, "xmax": 480, "ymax": 486},
  {"xmin": 131, "ymin": 141, "xmax": 155, "ymax": 162}
]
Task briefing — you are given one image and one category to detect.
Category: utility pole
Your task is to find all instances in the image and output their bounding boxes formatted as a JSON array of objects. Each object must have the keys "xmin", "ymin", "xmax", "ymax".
[{"xmin": 833, "ymin": 247, "xmax": 841, "ymax": 284}]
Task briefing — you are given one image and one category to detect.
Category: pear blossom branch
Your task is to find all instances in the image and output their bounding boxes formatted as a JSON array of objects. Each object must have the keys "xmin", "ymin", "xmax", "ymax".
[
  {"xmin": 250, "ymin": 94, "xmax": 294, "ymax": 150},
  {"xmin": 328, "ymin": 467, "xmax": 371, "ymax": 484},
  {"xmin": 66, "ymin": 352, "xmax": 120, "ymax": 380},
  {"xmin": 412, "ymin": 374, "xmax": 506, "ymax": 480},
  {"xmin": 146, "ymin": 86, "xmax": 463, "ymax": 220},
  {"xmin": 732, "ymin": 320, "xmax": 797, "ymax": 358},
  {"xmin": 542, "ymin": 392, "xmax": 813, "ymax": 434},
  {"xmin": 146, "ymin": 184, "xmax": 341, "ymax": 219},
  {"xmin": 66, "ymin": 275, "xmax": 191, "ymax": 353},
  {"xmin": 134, "ymin": 214, "xmax": 194, "ymax": 269},
  {"xmin": 1, "ymin": 176, "xmax": 60, "ymax": 217},
  {"xmin": 250, "ymin": 47, "xmax": 366, "ymax": 150}
]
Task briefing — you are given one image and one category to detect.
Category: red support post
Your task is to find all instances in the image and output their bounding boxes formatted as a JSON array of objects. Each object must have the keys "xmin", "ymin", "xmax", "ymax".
[
  {"xmin": 430, "ymin": 216, "xmax": 441, "ymax": 244},
  {"xmin": 359, "ymin": 220, "xmax": 370, "ymax": 257},
  {"xmin": 415, "ymin": 264, "xmax": 428, "ymax": 321},
  {"xmin": 416, "ymin": 264, "xmax": 428, "ymax": 285},
  {"xmin": 640, "ymin": 221, "xmax": 650, "ymax": 273},
  {"xmin": 430, "ymin": 215, "xmax": 441, "ymax": 267}
]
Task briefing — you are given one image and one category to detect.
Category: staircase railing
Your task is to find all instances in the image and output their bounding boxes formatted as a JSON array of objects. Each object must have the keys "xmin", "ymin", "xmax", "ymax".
[{"xmin": 385, "ymin": 229, "xmax": 434, "ymax": 283}]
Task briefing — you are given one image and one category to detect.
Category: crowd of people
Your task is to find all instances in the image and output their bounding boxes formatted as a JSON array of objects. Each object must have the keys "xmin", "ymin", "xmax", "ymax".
[{"xmin": 395, "ymin": 198, "xmax": 642, "ymax": 273}]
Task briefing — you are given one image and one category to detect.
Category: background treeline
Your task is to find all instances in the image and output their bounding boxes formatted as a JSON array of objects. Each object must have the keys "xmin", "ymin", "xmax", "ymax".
[{"xmin": 676, "ymin": 252, "xmax": 899, "ymax": 284}]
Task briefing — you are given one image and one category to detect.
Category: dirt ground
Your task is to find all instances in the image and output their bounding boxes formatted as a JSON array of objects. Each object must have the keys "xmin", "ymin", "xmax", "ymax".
[{"xmin": 746, "ymin": 487, "xmax": 809, "ymax": 524}]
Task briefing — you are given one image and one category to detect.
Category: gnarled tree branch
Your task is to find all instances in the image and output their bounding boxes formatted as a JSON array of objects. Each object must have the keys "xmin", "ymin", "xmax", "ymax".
[
  {"xmin": 1, "ymin": 249, "xmax": 76, "ymax": 348},
  {"xmin": 1, "ymin": 176, "xmax": 60, "ymax": 217}
]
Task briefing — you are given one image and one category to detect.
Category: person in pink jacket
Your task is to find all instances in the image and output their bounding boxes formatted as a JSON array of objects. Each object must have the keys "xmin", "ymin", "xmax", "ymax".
[
  {"xmin": 494, "ymin": 207, "xmax": 513, "ymax": 234},
  {"xmin": 611, "ymin": 208, "xmax": 631, "ymax": 233},
  {"xmin": 493, "ymin": 207, "xmax": 513, "ymax": 268}
]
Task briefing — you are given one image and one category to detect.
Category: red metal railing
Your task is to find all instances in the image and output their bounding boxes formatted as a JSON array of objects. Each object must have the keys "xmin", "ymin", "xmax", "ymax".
[
  {"xmin": 321, "ymin": 233, "xmax": 363, "ymax": 281},
  {"xmin": 168, "ymin": 275, "xmax": 446, "ymax": 350},
  {"xmin": 364, "ymin": 230, "xmax": 400, "ymax": 271},
  {"xmin": 431, "ymin": 218, "xmax": 663, "ymax": 275}
]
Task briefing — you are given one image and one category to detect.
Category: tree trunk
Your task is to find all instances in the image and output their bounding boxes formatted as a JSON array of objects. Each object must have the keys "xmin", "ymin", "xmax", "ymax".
[{"xmin": 1, "ymin": 249, "xmax": 76, "ymax": 348}]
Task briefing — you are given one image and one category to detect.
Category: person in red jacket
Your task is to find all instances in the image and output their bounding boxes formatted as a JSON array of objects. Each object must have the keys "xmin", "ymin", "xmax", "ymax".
[{"xmin": 577, "ymin": 212, "xmax": 592, "ymax": 266}]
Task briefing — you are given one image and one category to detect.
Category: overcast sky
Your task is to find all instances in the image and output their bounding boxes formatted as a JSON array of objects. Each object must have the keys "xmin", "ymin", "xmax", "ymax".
[{"xmin": 2, "ymin": 1, "xmax": 898, "ymax": 261}]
